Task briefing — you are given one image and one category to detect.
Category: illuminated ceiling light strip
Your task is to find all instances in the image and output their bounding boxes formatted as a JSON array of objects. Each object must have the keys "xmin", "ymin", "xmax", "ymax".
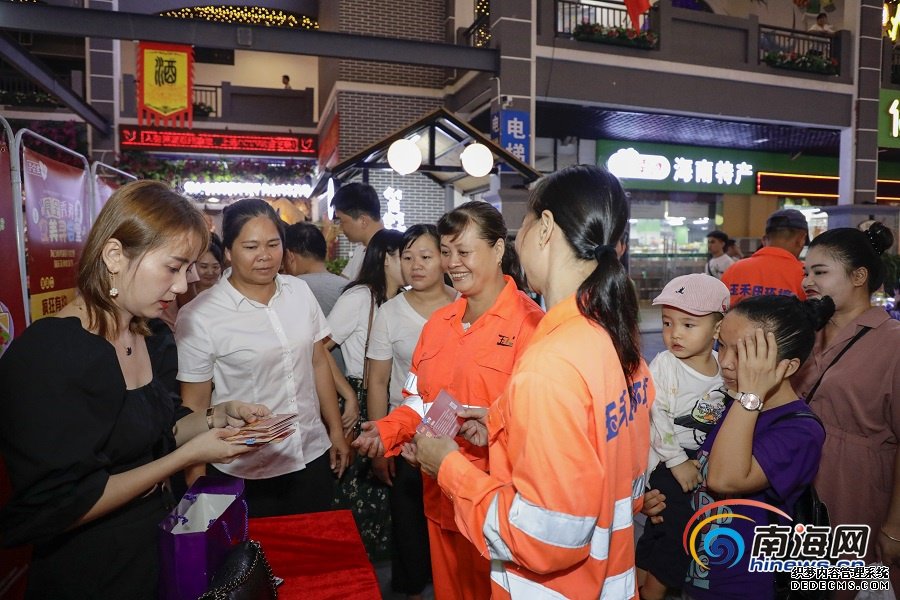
[
  {"xmin": 159, "ymin": 6, "xmax": 318, "ymax": 29},
  {"xmin": 757, "ymin": 190, "xmax": 839, "ymax": 198},
  {"xmin": 757, "ymin": 171, "xmax": 839, "ymax": 181}
]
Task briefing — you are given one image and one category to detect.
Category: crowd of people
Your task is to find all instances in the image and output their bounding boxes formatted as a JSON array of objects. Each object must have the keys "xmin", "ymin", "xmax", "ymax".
[{"xmin": 0, "ymin": 166, "xmax": 899, "ymax": 600}]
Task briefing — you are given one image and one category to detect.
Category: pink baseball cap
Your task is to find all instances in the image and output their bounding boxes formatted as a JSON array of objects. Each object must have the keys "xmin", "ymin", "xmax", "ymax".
[{"xmin": 652, "ymin": 274, "xmax": 730, "ymax": 316}]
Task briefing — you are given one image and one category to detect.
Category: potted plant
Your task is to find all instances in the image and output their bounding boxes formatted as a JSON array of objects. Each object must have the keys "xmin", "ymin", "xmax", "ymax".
[{"xmin": 192, "ymin": 101, "xmax": 214, "ymax": 118}]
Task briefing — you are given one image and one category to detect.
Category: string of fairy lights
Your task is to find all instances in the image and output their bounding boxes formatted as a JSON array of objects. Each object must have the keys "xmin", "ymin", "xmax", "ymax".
[
  {"xmin": 160, "ymin": 6, "xmax": 318, "ymax": 29},
  {"xmin": 474, "ymin": 0, "xmax": 491, "ymax": 47}
]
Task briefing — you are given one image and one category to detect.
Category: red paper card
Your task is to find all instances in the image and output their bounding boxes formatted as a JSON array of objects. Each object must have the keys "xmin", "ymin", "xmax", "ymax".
[{"xmin": 416, "ymin": 390, "xmax": 462, "ymax": 438}]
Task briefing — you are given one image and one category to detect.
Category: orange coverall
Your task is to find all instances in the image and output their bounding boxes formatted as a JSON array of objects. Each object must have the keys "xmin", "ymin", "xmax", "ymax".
[
  {"xmin": 436, "ymin": 295, "xmax": 655, "ymax": 599},
  {"xmin": 721, "ymin": 246, "xmax": 806, "ymax": 306},
  {"xmin": 375, "ymin": 276, "xmax": 543, "ymax": 600}
]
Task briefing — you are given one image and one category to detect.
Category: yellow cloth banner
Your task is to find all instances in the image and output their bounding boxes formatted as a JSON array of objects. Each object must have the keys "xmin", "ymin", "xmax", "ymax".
[{"xmin": 138, "ymin": 42, "xmax": 193, "ymax": 127}]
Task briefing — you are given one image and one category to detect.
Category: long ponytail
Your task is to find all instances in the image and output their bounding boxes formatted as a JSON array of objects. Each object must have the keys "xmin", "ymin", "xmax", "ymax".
[{"xmin": 528, "ymin": 165, "xmax": 641, "ymax": 378}]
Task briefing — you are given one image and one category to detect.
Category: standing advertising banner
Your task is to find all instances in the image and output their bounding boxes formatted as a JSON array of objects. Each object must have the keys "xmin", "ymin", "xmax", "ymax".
[
  {"xmin": 0, "ymin": 121, "xmax": 27, "ymax": 357},
  {"xmin": 93, "ymin": 176, "xmax": 118, "ymax": 218},
  {"xmin": 91, "ymin": 162, "xmax": 136, "ymax": 224},
  {"xmin": 0, "ymin": 116, "xmax": 29, "ymax": 600},
  {"xmin": 21, "ymin": 146, "xmax": 89, "ymax": 320}
]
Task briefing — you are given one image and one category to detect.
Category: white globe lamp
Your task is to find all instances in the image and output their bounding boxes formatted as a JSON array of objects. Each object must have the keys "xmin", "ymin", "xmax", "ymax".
[
  {"xmin": 387, "ymin": 138, "xmax": 422, "ymax": 175},
  {"xmin": 460, "ymin": 143, "xmax": 493, "ymax": 177}
]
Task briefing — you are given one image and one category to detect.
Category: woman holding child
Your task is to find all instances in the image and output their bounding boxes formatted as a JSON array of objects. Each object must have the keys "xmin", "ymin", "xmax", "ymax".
[
  {"xmin": 636, "ymin": 273, "xmax": 730, "ymax": 600},
  {"xmin": 792, "ymin": 223, "xmax": 900, "ymax": 591},
  {"xmin": 412, "ymin": 165, "xmax": 655, "ymax": 598}
]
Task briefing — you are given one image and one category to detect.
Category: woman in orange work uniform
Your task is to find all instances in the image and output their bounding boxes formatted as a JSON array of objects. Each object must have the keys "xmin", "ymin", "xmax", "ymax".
[
  {"xmin": 354, "ymin": 201, "xmax": 543, "ymax": 600},
  {"xmin": 415, "ymin": 165, "xmax": 655, "ymax": 599}
]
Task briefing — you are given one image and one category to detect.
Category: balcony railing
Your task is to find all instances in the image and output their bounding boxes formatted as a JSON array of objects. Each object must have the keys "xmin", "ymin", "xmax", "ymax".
[
  {"xmin": 543, "ymin": 0, "xmax": 851, "ymax": 81},
  {"xmin": 758, "ymin": 25, "xmax": 839, "ymax": 75},
  {"xmin": 0, "ymin": 72, "xmax": 66, "ymax": 108},
  {"xmin": 121, "ymin": 76, "xmax": 315, "ymax": 127},
  {"xmin": 192, "ymin": 84, "xmax": 220, "ymax": 117},
  {"xmin": 557, "ymin": 0, "xmax": 648, "ymax": 36}
]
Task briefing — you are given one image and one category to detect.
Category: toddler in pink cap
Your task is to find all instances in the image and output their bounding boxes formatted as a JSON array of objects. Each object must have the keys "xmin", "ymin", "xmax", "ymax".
[{"xmin": 636, "ymin": 273, "xmax": 730, "ymax": 600}]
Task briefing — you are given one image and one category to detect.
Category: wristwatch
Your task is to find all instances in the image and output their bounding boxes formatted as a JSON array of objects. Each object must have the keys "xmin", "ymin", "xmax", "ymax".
[{"xmin": 737, "ymin": 392, "xmax": 763, "ymax": 412}]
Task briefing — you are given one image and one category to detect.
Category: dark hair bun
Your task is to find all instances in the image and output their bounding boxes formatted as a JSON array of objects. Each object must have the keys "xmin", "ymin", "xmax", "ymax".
[
  {"xmin": 803, "ymin": 296, "xmax": 836, "ymax": 331},
  {"xmin": 865, "ymin": 222, "xmax": 895, "ymax": 256}
]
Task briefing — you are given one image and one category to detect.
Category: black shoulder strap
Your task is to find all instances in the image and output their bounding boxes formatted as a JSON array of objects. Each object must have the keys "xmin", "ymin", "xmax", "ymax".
[
  {"xmin": 770, "ymin": 410, "xmax": 824, "ymax": 432},
  {"xmin": 804, "ymin": 326, "xmax": 872, "ymax": 404}
]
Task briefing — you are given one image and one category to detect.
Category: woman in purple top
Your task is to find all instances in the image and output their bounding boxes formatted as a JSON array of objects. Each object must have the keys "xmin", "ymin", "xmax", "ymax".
[{"xmin": 682, "ymin": 295, "xmax": 830, "ymax": 600}]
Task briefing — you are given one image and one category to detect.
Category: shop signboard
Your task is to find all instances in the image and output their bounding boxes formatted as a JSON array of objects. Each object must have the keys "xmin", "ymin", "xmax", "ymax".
[
  {"xmin": 491, "ymin": 108, "xmax": 530, "ymax": 167},
  {"xmin": 22, "ymin": 147, "xmax": 89, "ymax": 320},
  {"xmin": 878, "ymin": 89, "xmax": 900, "ymax": 149},
  {"xmin": 0, "ymin": 129, "xmax": 27, "ymax": 356},
  {"xmin": 597, "ymin": 140, "xmax": 838, "ymax": 194}
]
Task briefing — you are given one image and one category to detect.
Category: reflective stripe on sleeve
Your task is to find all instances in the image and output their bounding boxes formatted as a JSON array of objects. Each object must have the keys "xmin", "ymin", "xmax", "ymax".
[
  {"xmin": 490, "ymin": 560, "xmax": 510, "ymax": 592},
  {"xmin": 599, "ymin": 567, "xmax": 636, "ymax": 600},
  {"xmin": 403, "ymin": 372, "xmax": 418, "ymax": 395},
  {"xmin": 400, "ymin": 396, "xmax": 430, "ymax": 418},
  {"xmin": 508, "ymin": 493, "xmax": 595, "ymax": 549},
  {"xmin": 505, "ymin": 570, "xmax": 569, "ymax": 599},
  {"xmin": 590, "ymin": 497, "xmax": 634, "ymax": 561},
  {"xmin": 612, "ymin": 496, "xmax": 632, "ymax": 531},
  {"xmin": 632, "ymin": 474, "xmax": 646, "ymax": 500},
  {"xmin": 483, "ymin": 495, "xmax": 515, "ymax": 562}
]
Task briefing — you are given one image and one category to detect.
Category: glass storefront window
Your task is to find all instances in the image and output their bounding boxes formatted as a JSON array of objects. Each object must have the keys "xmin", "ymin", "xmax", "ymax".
[{"xmin": 627, "ymin": 192, "xmax": 719, "ymax": 303}]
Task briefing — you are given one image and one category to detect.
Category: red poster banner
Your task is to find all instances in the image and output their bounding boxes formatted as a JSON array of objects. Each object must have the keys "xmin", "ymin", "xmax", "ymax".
[
  {"xmin": 22, "ymin": 147, "xmax": 89, "ymax": 320},
  {"xmin": 0, "ymin": 127, "xmax": 30, "ymax": 600},
  {"xmin": 0, "ymin": 131, "xmax": 27, "ymax": 356}
]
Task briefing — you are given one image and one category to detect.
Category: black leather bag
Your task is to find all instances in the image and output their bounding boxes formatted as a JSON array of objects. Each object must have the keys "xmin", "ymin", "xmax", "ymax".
[{"xmin": 198, "ymin": 540, "xmax": 278, "ymax": 600}]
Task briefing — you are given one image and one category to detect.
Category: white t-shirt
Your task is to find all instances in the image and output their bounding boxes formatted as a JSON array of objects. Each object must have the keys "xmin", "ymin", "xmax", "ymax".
[
  {"xmin": 341, "ymin": 243, "xmax": 365, "ymax": 281},
  {"xmin": 647, "ymin": 350, "xmax": 726, "ymax": 474},
  {"xmin": 366, "ymin": 293, "xmax": 427, "ymax": 409},
  {"xmin": 175, "ymin": 272, "xmax": 332, "ymax": 479},
  {"xmin": 327, "ymin": 284, "xmax": 376, "ymax": 378},
  {"xmin": 706, "ymin": 253, "xmax": 736, "ymax": 280}
]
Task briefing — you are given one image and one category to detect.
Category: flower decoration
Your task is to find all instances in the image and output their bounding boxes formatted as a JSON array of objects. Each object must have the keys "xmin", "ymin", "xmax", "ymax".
[
  {"xmin": 115, "ymin": 152, "xmax": 316, "ymax": 186},
  {"xmin": 192, "ymin": 101, "xmax": 214, "ymax": 117},
  {"xmin": 762, "ymin": 50, "xmax": 838, "ymax": 75},
  {"xmin": 572, "ymin": 22, "xmax": 658, "ymax": 49}
]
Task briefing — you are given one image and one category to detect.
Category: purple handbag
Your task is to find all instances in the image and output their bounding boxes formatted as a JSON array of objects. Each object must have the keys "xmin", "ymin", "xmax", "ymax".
[{"xmin": 158, "ymin": 476, "xmax": 248, "ymax": 600}]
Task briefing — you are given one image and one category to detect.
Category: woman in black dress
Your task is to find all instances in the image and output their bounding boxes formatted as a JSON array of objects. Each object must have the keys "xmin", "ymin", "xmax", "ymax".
[{"xmin": 0, "ymin": 180, "xmax": 268, "ymax": 599}]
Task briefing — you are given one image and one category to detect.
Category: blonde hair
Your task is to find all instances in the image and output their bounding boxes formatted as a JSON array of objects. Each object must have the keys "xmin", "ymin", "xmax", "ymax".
[{"xmin": 78, "ymin": 180, "xmax": 208, "ymax": 339}]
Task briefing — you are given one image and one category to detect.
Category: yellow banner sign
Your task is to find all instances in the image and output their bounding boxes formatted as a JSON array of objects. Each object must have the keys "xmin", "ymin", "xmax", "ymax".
[
  {"xmin": 30, "ymin": 288, "xmax": 76, "ymax": 320},
  {"xmin": 138, "ymin": 42, "xmax": 193, "ymax": 126}
]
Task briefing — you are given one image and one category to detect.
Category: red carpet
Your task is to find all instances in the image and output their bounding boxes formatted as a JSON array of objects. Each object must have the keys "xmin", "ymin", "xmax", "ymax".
[{"xmin": 249, "ymin": 510, "xmax": 381, "ymax": 599}]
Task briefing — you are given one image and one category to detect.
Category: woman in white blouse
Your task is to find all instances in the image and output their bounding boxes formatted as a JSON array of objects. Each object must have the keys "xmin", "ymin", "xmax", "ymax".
[
  {"xmin": 326, "ymin": 227, "xmax": 404, "ymax": 559},
  {"xmin": 366, "ymin": 224, "xmax": 456, "ymax": 598},
  {"xmin": 176, "ymin": 198, "xmax": 350, "ymax": 517}
]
